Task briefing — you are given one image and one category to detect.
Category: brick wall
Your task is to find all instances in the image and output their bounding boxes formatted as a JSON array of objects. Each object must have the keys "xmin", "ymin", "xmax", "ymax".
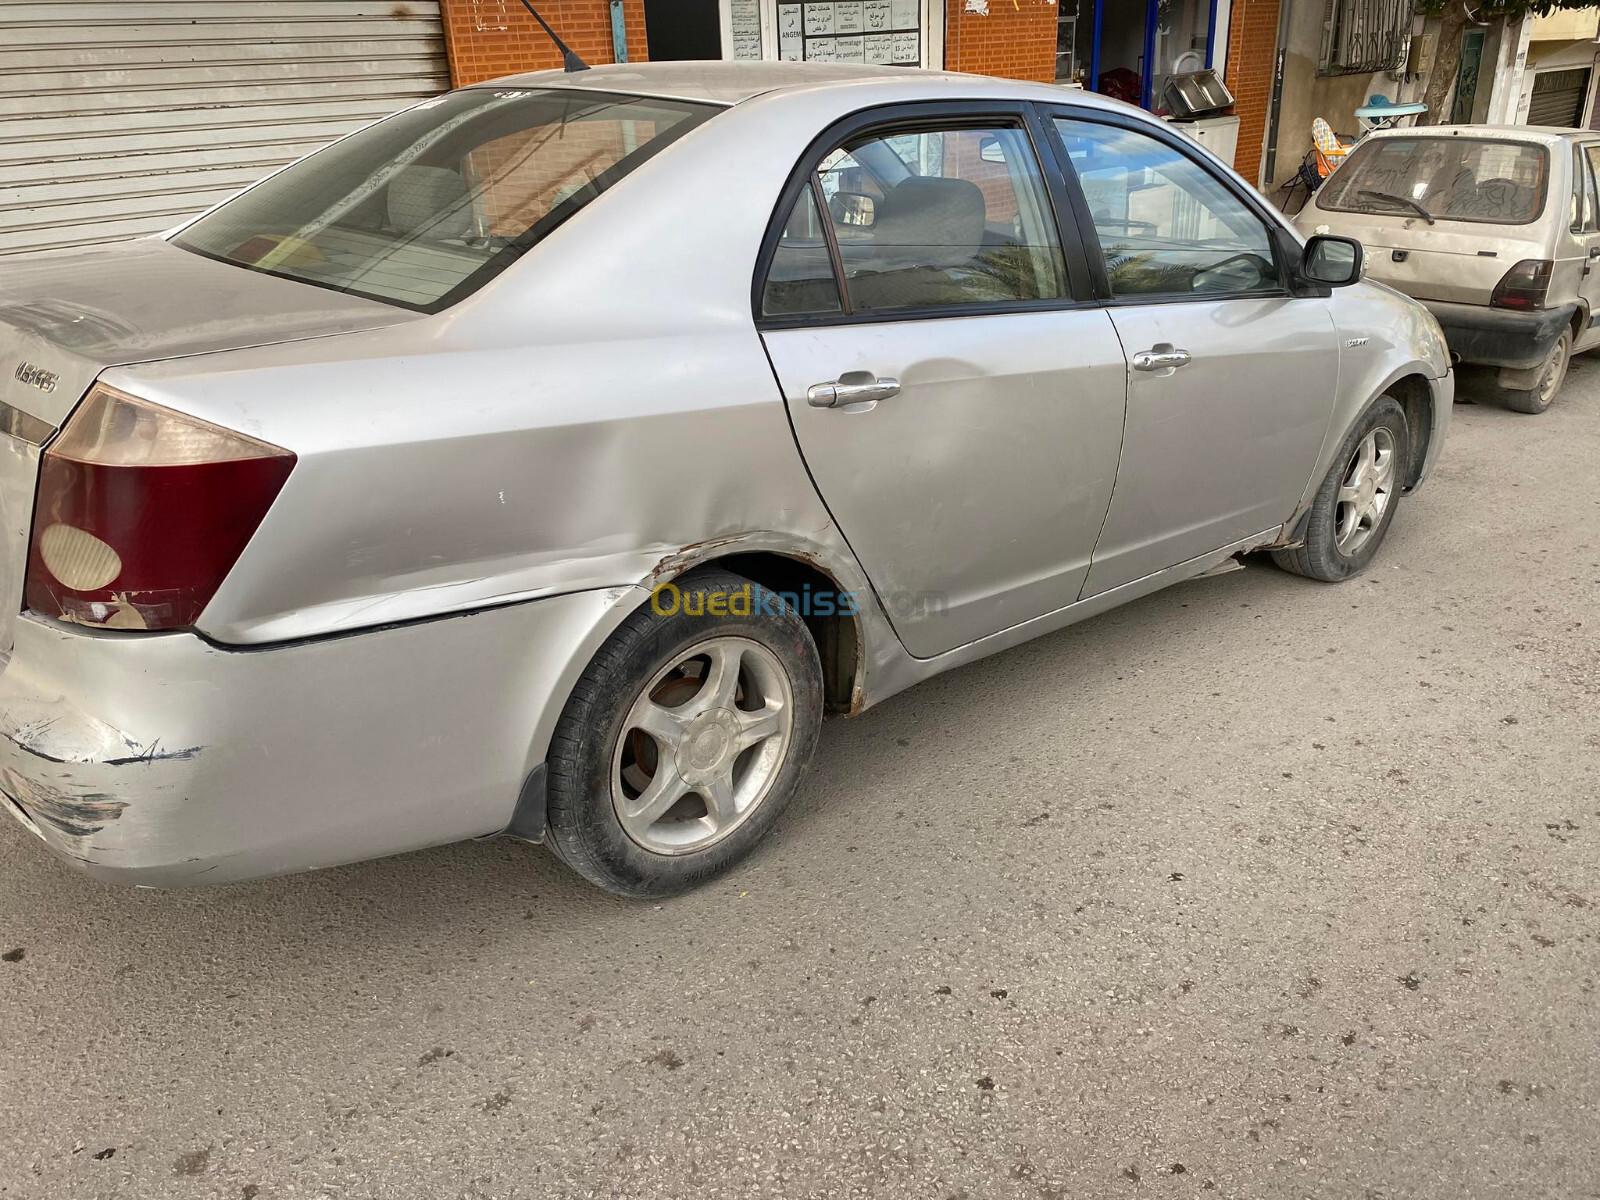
[
  {"xmin": 440, "ymin": 0, "xmax": 649, "ymax": 85},
  {"xmin": 943, "ymin": 0, "xmax": 1057, "ymax": 82},
  {"xmin": 1223, "ymin": 0, "xmax": 1279, "ymax": 188},
  {"xmin": 442, "ymin": 0, "xmax": 1065, "ymax": 88}
]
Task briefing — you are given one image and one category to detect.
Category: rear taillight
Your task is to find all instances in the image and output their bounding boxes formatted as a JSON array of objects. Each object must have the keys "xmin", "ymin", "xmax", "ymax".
[
  {"xmin": 1490, "ymin": 259, "xmax": 1553, "ymax": 310},
  {"xmin": 24, "ymin": 385, "xmax": 294, "ymax": 631}
]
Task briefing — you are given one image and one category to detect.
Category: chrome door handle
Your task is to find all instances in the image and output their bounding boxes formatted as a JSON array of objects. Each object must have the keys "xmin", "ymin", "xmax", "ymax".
[
  {"xmin": 806, "ymin": 371, "xmax": 901, "ymax": 408},
  {"xmin": 1131, "ymin": 344, "xmax": 1192, "ymax": 372}
]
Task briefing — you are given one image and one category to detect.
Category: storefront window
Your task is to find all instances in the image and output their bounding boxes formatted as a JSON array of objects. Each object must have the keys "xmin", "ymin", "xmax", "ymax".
[
  {"xmin": 1055, "ymin": 1, "xmax": 1091, "ymax": 85},
  {"xmin": 1073, "ymin": 0, "xmax": 1219, "ymax": 112},
  {"xmin": 1151, "ymin": 0, "xmax": 1212, "ymax": 114}
]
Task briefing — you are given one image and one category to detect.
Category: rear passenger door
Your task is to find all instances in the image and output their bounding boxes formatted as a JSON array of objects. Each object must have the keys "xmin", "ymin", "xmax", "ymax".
[
  {"xmin": 758, "ymin": 104, "xmax": 1128, "ymax": 660},
  {"xmin": 1044, "ymin": 110, "xmax": 1340, "ymax": 596}
]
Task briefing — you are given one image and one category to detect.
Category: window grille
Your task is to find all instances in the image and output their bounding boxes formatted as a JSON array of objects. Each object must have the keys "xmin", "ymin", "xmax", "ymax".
[{"xmin": 1320, "ymin": 0, "xmax": 1412, "ymax": 75}]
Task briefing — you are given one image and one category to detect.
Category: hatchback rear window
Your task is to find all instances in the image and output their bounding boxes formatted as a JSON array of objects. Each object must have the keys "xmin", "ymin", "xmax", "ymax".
[
  {"xmin": 1318, "ymin": 136, "xmax": 1548, "ymax": 226},
  {"xmin": 173, "ymin": 89, "xmax": 717, "ymax": 311}
]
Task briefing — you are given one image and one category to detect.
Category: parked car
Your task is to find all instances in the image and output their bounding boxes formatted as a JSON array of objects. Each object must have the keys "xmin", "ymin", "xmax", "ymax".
[
  {"xmin": 0, "ymin": 63, "xmax": 1450, "ymax": 896},
  {"xmin": 1296, "ymin": 124, "xmax": 1597, "ymax": 414}
]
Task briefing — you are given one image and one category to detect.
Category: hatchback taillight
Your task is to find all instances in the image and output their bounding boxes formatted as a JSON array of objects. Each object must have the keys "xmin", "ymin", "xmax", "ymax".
[
  {"xmin": 1490, "ymin": 259, "xmax": 1553, "ymax": 310},
  {"xmin": 24, "ymin": 385, "xmax": 295, "ymax": 631}
]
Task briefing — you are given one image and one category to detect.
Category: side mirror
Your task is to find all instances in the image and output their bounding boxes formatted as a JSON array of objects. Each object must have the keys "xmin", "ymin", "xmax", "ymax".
[
  {"xmin": 979, "ymin": 135, "xmax": 1007, "ymax": 164},
  {"xmin": 829, "ymin": 191, "xmax": 877, "ymax": 229},
  {"xmin": 1301, "ymin": 234, "xmax": 1363, "ymax": 287}
]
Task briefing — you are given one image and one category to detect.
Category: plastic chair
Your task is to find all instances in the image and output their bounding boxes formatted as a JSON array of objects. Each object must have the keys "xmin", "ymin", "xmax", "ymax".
[{"xmin": 1312, "ymin": 117, "xmax": 1352, "ymax": 178}]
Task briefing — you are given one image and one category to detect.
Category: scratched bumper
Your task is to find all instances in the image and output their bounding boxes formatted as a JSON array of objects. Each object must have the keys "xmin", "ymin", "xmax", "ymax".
[{"xmin": 0, "ymin": 589, "xmax": 635, "ymax": 886}]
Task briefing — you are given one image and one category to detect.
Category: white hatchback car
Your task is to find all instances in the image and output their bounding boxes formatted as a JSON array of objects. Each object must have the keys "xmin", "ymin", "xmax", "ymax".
[
  {"xmin": 1297, "ymin": 125, "xmax": 1596, "ymax": 413},
  {"xmin": 0, "ymin": 63, "xmax": 1450, "ymax": 895}
]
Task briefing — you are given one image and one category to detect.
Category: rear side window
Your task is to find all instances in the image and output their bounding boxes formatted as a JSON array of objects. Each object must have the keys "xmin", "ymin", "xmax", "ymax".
[
  {"xmin": 761, "ymin": 121, "xmax": 1068, "ymax": 320},
  {"xmin": 762, "ymin": 186, "xmax": 843, "ymax": 317},
  {"xmin": 1318, "ymin": 136, "xmax": 1548, "ymax": 226},
  {"xmin": 822, "ymin": 126, "xmax": 1067, "ymax": 313}
]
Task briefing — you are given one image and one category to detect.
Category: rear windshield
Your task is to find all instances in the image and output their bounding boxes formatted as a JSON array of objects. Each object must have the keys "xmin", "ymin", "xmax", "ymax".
[
  {"xmin": 1318, "ymin": 136, "xmax": 1548, "ymax": 226},
  {"xmin": 173, "ymin": 88, "xmax": 717, "ymax": 311}
]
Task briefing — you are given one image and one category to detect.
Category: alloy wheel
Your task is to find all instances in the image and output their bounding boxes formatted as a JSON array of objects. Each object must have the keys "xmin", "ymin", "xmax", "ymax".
[
  {"xmin": 1334, "ymin": 425, "xmax": 1396, "ymax": 557},
  {"xmin": 611, "ymin": 636, "xmax": 795, "ymax": 855}
]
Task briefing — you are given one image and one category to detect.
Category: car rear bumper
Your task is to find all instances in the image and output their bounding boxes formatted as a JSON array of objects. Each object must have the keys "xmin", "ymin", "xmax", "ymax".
[
  {"xmin": 0, "ymin": 589, "xmax": 635, "ymax": 887},
  {"xmin": 1422, "ymin": 300, "xmax": 1576, "ymax": 370}
]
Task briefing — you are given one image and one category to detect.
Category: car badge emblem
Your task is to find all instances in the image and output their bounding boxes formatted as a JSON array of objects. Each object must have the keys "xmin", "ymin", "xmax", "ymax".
[{"xmin": 13, "ymin": 361, "xmax": 59, "ymax": 393}]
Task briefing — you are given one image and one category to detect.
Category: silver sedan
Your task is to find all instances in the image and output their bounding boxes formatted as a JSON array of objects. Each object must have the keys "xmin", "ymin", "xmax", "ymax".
[{"xmin": 0, "ymin": 62, "xmax": 1451, "ymax": 895}]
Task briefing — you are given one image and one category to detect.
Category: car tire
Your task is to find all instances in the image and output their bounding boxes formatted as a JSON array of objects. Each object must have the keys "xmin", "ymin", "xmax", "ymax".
[
  {"xmin": 1271, "ymin": 395, "xmax": 1409, "ymax": 583},
  {"xmin": 1493, "ymin": 328, "xmax": 1570, "ymax": 415},
  {"xmin": 544, "ymin": 569, "xmax": 823, "ymax": 898}
]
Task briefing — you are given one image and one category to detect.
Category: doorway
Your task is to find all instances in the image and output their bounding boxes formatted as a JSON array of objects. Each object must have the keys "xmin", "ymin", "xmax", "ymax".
[
  {"xmin": 1085, "ymin": 0, "xmax": 1218, "ymax": 112},
  {"xmin": 1451, "ymin": 28, "xmax": 1486, "ymax": 124},
  {"xmin": 646, "ymin": 0, "xmax": 722, "ymax": 60}
]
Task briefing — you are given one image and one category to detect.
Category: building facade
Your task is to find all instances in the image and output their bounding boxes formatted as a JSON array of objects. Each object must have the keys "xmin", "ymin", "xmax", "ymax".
[
  {"xmin": 1218, "ymin": 1, "xmax": 1600, "ymax": 198},
  {"xmin": 2, "ymin": 0, "xmax": 1243, "ymax": 259},
  {"xmin": 439, "ymin": 0, "xmax": 1236, "ymax": 95},
  {"xmin": 9, "ymin": 0, "xmax": 1600, "ymax": 261}
]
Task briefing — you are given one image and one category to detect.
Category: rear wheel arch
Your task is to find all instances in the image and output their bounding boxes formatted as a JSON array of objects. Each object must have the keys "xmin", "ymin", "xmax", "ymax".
[{"xmin": 693, "ymin": 551, "xmax": 863, "ymax": 717}]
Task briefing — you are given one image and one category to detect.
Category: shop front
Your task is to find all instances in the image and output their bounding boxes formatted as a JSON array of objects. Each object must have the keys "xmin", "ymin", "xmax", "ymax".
[{"xmin": 1055, "ymin": 0, "xmax": 1229, "ymax": 114}]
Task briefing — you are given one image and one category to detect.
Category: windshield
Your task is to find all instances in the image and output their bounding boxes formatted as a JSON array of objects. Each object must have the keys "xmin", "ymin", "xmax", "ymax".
[
  {"xmin": 1318, "ymin": 136, "xmax": 1548, "ymax": 226},
  {"xmin": 173, "ymin": 88, "xmax": 717, "ymax": 311}
]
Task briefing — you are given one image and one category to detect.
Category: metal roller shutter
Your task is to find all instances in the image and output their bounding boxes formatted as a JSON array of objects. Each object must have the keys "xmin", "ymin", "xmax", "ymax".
[
  {"xmin": 1528, "ymin": 67, "xmax": 1590, "ymax": 129},
  {"xmin": 0, "ymin": 1, "xmax": 449, "ymax": 259}
]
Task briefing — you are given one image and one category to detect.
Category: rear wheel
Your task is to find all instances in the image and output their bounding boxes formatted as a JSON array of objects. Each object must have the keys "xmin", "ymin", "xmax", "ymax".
[
  {"xmin": 1494, "ymin": 328, "xmax": 1570, "ymax": 415},
  {"xmin": 545, "ymin": 570, "xmax": 823, "ymax": 897},
  {"xmin": 1272, "ymin": 395, "xmax": 1409, "ymax": 582}
]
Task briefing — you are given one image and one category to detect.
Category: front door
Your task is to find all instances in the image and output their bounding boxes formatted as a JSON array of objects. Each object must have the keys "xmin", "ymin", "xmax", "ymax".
[
  {"xmin": 1047, "ymin": 112, "xmax": 1340, "ymax": 595},
  {"xmin": 758, "ymin": 113, "xmax": 1128, "ymax": 659}
]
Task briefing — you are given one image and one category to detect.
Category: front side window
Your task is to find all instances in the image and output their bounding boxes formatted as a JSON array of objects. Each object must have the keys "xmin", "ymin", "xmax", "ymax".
[
  {"xmin": 173, "ymin": 89, "xmax": 717, "ymax": 310},
  {"xmin": 1317, "ymin": 136, "xmax": 1548, "ymax": 226},
  {"xmin": 1054, "ymin": 117, "xmax": 1279, "ymax": 298},
  {"xmin": 803, "ymin": 124, "xmax": 1068, "ymax": 314}
]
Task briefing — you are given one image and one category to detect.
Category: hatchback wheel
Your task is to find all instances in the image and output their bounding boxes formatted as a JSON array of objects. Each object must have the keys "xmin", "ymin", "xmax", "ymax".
[
  {"xmin": 1271, "ymin": 395, "xmax": 1409, "ymax": 582},
  {"xmin": 1495, "ymin": 329, "xmax": 1570, "ymax": 415},
  {"xmin": 545, "ymin": 570, "xmax": 823, "ymax": 897}
]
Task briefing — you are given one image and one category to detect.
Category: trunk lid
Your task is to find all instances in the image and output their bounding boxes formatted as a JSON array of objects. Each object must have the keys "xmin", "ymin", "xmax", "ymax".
[
  {"xmin": 1304, "ymin": 210, "xmax": 1547, "ymax": 304},
  {"xmin": 0, "ymin": 237, "xmax": 418, "ymax": 655}
]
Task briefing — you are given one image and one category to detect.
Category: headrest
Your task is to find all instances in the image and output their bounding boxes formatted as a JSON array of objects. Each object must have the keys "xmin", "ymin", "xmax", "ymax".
[
  {"xmin": 387, "ymin": 166, "xmax": 472, "ymax": 239},
  {"xmin": 871, "ymin": 176, "xmax": 987, "ymax": 268}
]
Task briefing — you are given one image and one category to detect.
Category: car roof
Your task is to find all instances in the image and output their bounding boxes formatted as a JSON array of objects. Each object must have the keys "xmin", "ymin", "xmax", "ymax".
[
  {"xmin": 1366, "ymin": 123, "xmax": 1593, "ymax": 147},
  {"xmin": 468, "ymin": 59, "xmax": 1121, "ymax": 109}
]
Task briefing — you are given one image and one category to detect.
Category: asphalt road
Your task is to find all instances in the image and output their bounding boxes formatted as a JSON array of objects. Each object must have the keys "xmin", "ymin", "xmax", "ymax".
[{"xmin": 3, "ymin": 366, "xmax": 1599, "ymax": 1200}]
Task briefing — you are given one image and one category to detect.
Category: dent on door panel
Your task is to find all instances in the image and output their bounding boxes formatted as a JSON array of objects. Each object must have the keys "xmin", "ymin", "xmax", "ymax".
[{"xmin": 764, "ymin": 310, "xmax": 1129, "ymax": 659}]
